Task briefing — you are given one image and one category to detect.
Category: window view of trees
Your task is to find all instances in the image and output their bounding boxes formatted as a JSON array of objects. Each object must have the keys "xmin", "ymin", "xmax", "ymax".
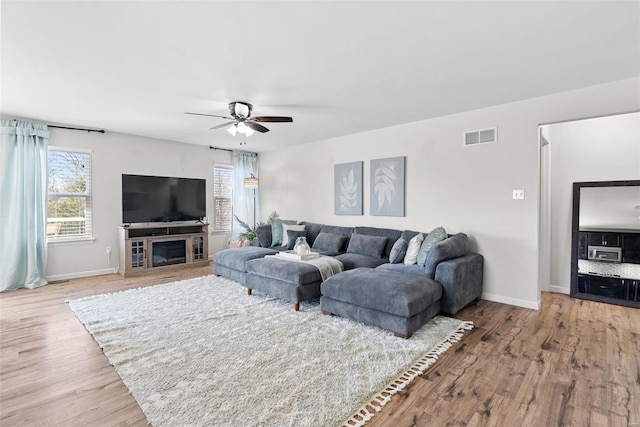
[
  {"xmin": 47, "ymin": 149, "xmax": 92, "ymax": 239},
  {"xmin": 214, "ymin": 165, "xmax": 233, "ymax": 231}
]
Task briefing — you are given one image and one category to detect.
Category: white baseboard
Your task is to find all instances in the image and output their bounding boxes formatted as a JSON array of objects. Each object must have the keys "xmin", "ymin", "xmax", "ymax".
[
  {"xmin": 46, "ymin": 268, "xmax": 116, "ymax": 282},
  {"xmin": 548, "ymin": 285, "xmax": 570, "ymax": 295},
  {"xmin": 481, "ymin": 292, "xmax": 540, "ymax": 310}
]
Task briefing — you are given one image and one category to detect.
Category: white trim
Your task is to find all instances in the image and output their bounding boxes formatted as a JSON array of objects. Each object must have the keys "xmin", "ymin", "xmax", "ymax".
[
  {"xmin": 46, "ymin": 268, "xmax": 114, "ymax": 282},
  {"xmin": 213, "ymin": 163, "xmax": 232, "ymax": 169},
  {"xmin": 548, "ymin": 285, "xmax": 570, "ymax": 294},
  {"xmin": 47, "ymin": 237, "xmax": 96, "ymax": 246},
  {"xmin": 481, "ymin": 292, "xmax": 541, "ymax": 310}
]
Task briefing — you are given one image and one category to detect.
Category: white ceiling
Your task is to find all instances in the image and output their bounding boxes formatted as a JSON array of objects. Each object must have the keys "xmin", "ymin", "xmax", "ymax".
[{"xmin": 2, "ymin": 1, "xmax": 639, "ymax": 152}]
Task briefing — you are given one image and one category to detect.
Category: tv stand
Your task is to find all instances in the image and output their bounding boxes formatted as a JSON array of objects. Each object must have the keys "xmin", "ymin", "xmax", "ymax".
[{"xmin": 118, "ymin": 223, "xmax": 209, "ymax": 277}]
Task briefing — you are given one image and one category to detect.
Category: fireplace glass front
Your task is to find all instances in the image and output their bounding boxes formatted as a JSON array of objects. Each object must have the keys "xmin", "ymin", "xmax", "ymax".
[{"xmin": 152, "ymin": 240, "xmax": 186, "ymax": 267}]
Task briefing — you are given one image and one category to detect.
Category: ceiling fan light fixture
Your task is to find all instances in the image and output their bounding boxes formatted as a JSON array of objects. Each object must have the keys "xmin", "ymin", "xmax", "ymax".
[
  {"xmin": 227, "ymin": 124, "xmax": 238, "ymax": 136},
  {"xmin": 237, "ymin": 121, "xmax": 247, "ymax": 133},
  {"xmin": 231, "ymin": 102, "xmax": 251, "ymax": 118},
  {"xmin": 244, "ymin": 126, "xmax": 255, "ymax": 137}
]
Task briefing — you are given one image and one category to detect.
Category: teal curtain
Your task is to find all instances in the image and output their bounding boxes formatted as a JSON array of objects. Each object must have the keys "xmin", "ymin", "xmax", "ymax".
[
  {"xmin": 232, "ymin": 151, "xmax": 260, "ymax": 238},
  {"xmin": 0, "ymin": 120, "xmax": 50, "ymax": 291}
]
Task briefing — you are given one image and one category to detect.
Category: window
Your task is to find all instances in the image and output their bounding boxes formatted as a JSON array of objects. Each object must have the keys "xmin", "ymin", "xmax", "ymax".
[
  {"xmin": 213, "ymin": 165, "xmax": 233, "ymax": 231},
  {"xmin": 47, "ymin": 148, "xmax": 92, "ymax": 241}
]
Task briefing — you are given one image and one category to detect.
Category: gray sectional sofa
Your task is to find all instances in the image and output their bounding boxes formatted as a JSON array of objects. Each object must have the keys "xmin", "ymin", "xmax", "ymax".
[{"xmin": 213, "ymin": 221, "xmax": 483, "ymax": 338}]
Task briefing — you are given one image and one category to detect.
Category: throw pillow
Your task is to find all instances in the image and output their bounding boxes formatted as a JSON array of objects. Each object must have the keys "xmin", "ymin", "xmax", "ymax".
[
  {"xmin": 312, "ymin": 232, "xmax": 347, "ymax": 253},
  {"xmin": 271, "ymin": 219, "xmax": 297, "ymax": 246},
  {"xmin": 255, "ymin": 224, "xmax": 272, "ymax": 248},
  {"xmin": 389, "ymin": 238, "xmax": 408, "ymax": 264},
  {"xmin": 286, "ymin": 230, "xmax": 308, "ymax": 250},
  {"xmin": 346, "ymin": 233, "xmax": 388, "ymax": 258},
  {"xmin": 417, "ymin": 226, "xmax": 447, "ymax": 267},
  {"xmin": 403, "ymin": 233, "xmax": 424, "ymax": 265},
  {"xmin": 282, "ymin": 224, "xmax": 305, "ymax": 247}
]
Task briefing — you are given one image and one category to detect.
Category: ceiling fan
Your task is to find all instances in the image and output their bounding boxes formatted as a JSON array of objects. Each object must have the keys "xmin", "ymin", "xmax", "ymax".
[{"xmin": 185, "ymin": 101, "xmax": 293, "ymax": 137}]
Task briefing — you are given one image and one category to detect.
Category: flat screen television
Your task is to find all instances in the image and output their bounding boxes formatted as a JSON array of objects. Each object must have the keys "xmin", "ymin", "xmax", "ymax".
[{"xmin": 122, "ymin": 174, "xmax": 206, "ymax": 224}]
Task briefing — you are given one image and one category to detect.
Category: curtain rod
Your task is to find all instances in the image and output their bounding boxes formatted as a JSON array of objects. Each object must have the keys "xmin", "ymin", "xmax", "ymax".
[
  {"xmin": 48, "ymin": 125, "xmax": 105, "ymax": 133},
  {"xmin": 209, "ymin": 146, "xmax": 232, "ymax": 152}
]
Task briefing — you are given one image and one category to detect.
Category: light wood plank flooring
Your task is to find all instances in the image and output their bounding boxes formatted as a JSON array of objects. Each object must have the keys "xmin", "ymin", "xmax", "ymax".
[{"xmin": 1, "ymin": 264, "xmax": 638, "ymax": 426}]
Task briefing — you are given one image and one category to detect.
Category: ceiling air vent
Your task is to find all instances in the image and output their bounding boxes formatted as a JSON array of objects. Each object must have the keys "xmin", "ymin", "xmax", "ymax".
[{"xmin": 464, "ymin": 127, "xmax": 497, "ymax": 146}]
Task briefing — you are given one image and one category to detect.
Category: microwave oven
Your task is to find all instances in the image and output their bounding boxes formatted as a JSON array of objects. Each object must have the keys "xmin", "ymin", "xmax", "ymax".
[{"xmin": 587, "ymin": 245, "xmax": 622, "ymax": 263}]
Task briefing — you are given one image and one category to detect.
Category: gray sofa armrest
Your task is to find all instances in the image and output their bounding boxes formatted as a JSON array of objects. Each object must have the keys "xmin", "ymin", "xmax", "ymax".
[{"xmin": 435, "ymin": 253, "xmax": 483, "ymax": 315}]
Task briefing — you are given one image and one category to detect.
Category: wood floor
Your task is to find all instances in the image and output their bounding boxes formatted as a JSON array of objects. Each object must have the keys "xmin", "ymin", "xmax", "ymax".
[{"xmin": 1, "ymin": 265, "xmax": 638, "ymax": 426}]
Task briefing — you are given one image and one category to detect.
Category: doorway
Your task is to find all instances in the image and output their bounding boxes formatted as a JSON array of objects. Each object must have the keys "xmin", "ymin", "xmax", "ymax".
[{"xmin": 538, "ymin": 111, "xmax": 640, "ymax": 296}]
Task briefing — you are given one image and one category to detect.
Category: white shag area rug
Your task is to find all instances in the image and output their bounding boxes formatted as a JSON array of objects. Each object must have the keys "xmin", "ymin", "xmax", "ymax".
[{"xmin": 69, "ymin": 275, "xmax": 472, "ymax": 427}]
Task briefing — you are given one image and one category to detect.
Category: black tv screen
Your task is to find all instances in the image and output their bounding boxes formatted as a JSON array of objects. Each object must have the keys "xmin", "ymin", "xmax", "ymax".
[{"xmin": 122, "ymin": 174, "xmax": 206, "ymax": 224}]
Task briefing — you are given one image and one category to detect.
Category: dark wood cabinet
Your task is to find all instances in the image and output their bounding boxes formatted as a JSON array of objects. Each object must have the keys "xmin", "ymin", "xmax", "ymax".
[
  {"xmin": 578, "ymin": 233, "xmax": 588, "ymax": 260},
  {"xmin": 588, "ymin": 232, "xmax": 620, "ymax": 247},
  {"xmin": 585, "ymin": 276, "xmax": 627, "ymax": 299},
  {"xmin": 576, "ymin": 274, "xmax": 639, "ymax": 308},
  {"xmin": 580, "ymin": 231, "xmax": 640, "ymax": 264},
  {"xmin": 622, "ymin": 233, "xmax": 640, "ymax": 264},
  {"xmin": 631, "ymin": 280, "xmax": 640, "ymax": 302}
]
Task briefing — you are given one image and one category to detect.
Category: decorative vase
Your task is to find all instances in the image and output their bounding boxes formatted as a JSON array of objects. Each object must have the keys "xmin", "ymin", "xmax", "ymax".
[{"xmin": 293, "ymin": 236, "xmax": 310, "ymax": 256}]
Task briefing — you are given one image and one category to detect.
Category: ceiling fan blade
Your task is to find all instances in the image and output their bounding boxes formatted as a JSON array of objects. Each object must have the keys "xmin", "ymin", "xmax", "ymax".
[
  {"xmin": 246, "ymin": 121, "xmax": 270, "ymax": 133},
  {"xmin": 185, "ymin": 112, "xmax": 234, "ymax": 120},
  {"xmin": 252, "ymin": 116, "xmax": 293, "ymax": 123},
  {"xmin": 209, "ymin": 121, "xmax": 235, "ymax": 130}
]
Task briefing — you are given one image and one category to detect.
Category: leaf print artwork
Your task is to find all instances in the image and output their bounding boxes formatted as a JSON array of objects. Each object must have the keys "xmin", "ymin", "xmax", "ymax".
[
  {"xmin": 370, "ymin": 157, "xmax": 405, "ymax": 217},
  {"xmin": 374, "ymin": 161, "xmax": 398, "ymax": 210},
  {"xmin": 339, "ymin": 167, "xmax": 358, "ymax": 209},
  {"xmin": 334, "ymin": 161, "xmax": 363, "ymax": 215}
]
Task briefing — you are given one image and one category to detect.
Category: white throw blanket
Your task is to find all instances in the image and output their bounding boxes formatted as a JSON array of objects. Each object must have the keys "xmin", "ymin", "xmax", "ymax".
[{"xmin": 269, "ymin": 254, "xmax": 344, "ymax": 281}]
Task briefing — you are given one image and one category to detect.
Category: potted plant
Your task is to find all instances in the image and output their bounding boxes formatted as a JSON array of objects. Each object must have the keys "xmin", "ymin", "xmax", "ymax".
[{"xmin": 233, "ymin": 211, "xmax": 279, "ymax": 245}]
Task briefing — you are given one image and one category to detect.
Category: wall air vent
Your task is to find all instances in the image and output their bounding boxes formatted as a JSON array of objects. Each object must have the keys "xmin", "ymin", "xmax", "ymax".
[{"xmin": 464, "ymin": 127, "xmax": 497, "ymax": 146}]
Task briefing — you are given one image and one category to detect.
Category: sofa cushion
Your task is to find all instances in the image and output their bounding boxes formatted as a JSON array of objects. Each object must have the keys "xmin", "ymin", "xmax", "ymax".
[
  {"xmin": 255, "ymin": 224, "xmax": 273, "ymax": 248},
  {"xmin": 299, "ymin": 221, "xmax": 324, "ymax": 246},
  {"xmin": 335, "ymin": 253, "xmax": 389, "ymax": 270},
  {"xmin": 346, "ymin": 233, "xmax": 388, "ymax": 258},
  {"xmin": 424, "ymin": 233, "xmax": 469, "ymax": 278},
  {"xmin": 319, "ymin": 225, "xmax": 354, "ymax": 239},
  {"xmin": 286, "ymin": 230, "xmax": 308, "ymax": 250},
  {"xmin": 246, "ymin": 257, "xmax": 322, "ymax": 286},
  {"xmin": 389, "ymin": 238, "xmax": 408, "ymax": 264},
  {"xmin": 400, "ymin": 229, "xmax": 421, "ymax": 242},
  {"xmin": 353, "ymin": 226, "xmax": 402, "ymax": 256},
  {"xmin": 321, "ymin": 268, "xmax": 442, "ymax": 317},
  {"xmin": 312, "ymin": 232, "xmax": 347, "ymax": 253},
  {"xmin": 417, "ymin": 226, "xmax": 447, "ymax": 267},
  {"xmin": 376, "ymin": 262, "xmax": 429, "ymax": 277},
  {"xmin": 213, "ymin": 246, "xmax": 278, "ymax": 271},
  {"xmin": 282, "ymin": 223, "xmax": 305, "ymax": 247},
  {"xmin": 403, "ymin": 233, "xmax": 424, "ymax": 265}
]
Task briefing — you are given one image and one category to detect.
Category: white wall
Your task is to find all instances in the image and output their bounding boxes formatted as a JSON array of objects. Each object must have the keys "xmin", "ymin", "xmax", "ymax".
[
  {"xmin": 46, "ymin": 130, "xmax": 232, "ymax": 280},
  {"xmin": 259, "ymin": 78, "xmax": 640, "ymax": 310},
  {"xmin": 545, "ymin": 112, "xmax": 640, "ymax": 294}
]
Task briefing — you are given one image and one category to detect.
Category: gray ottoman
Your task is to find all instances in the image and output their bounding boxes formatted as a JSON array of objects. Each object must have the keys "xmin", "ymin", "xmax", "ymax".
[
  {"xmin": 213, "ymin": 247, "xmax": 278, "ymax": 284},
  {"xmin": 245, "ymin": 257, "xmax": 326, "ymax": 311},
  {"xmin": 320, "ymin": 268, "xmax": 442, "ymax": 338}
]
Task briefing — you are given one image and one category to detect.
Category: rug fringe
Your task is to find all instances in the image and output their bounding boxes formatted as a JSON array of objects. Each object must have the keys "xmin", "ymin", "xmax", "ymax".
[{"xmin": 340, "ymin": 320, "xmax": 474, "ymax": 427}]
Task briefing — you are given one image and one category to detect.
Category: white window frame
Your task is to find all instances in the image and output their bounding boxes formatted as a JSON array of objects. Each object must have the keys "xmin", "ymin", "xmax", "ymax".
[
  {"xmin": 213, "ymin": 164, "xmax": 233, "ymax": 232},
  {"xmin": 47, "ymin": 146, "xmax": 94, "ymax": 243}
]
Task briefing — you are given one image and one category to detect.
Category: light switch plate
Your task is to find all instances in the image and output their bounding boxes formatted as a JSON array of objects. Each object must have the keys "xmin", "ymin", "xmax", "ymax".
[{"xmin": 513, "ymin": 189, "xmax": 525, "ymax": 200}]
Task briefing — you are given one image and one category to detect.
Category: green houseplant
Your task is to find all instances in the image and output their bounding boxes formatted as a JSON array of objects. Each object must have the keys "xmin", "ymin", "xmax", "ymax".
[{"xmin": 233, "ymin": 211, "xmax": 279, "ymax": 243}]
